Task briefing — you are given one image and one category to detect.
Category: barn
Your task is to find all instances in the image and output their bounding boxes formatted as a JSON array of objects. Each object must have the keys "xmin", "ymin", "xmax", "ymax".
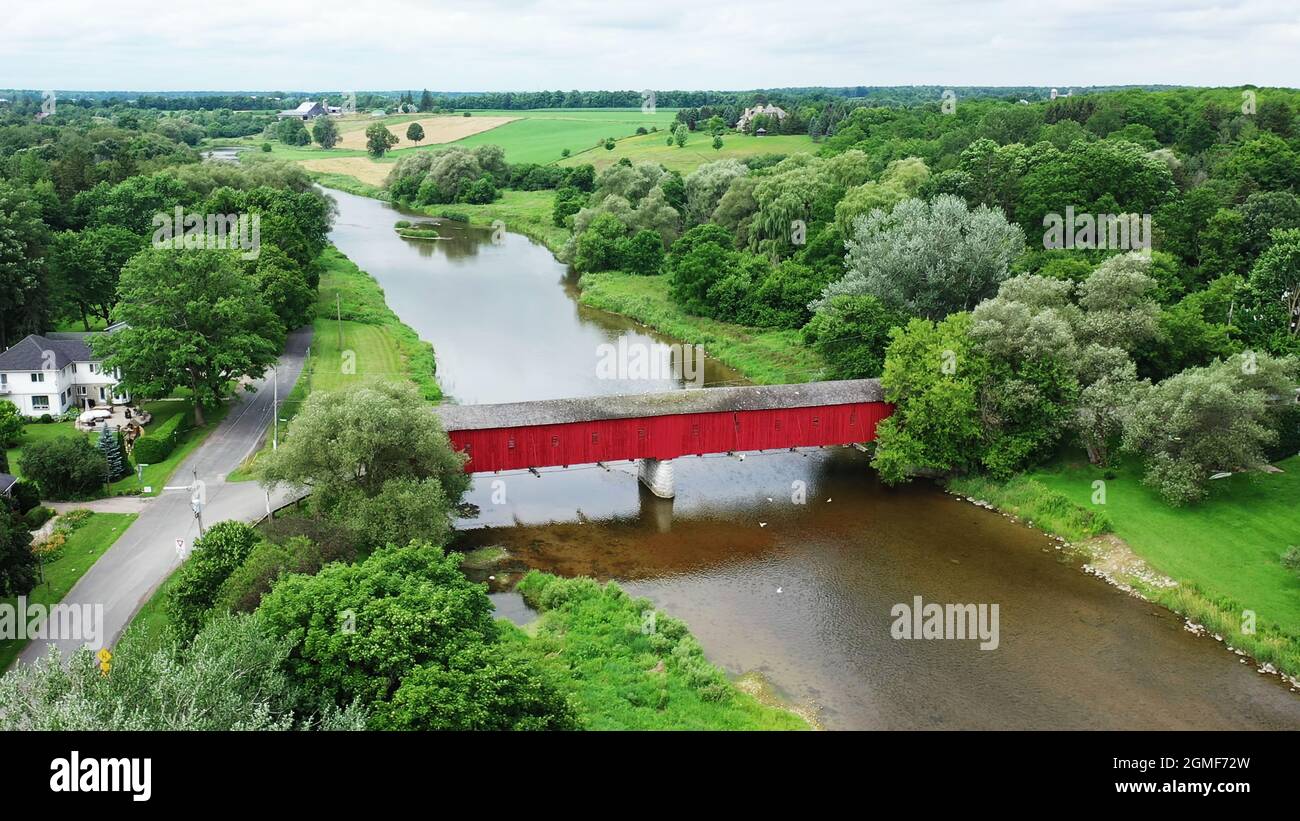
[{"xmin": 434, "ymin": 379, "xmax": 892, "ymax": 475}]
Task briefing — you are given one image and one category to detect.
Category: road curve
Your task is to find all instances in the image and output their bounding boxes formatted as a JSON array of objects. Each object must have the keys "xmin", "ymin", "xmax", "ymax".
[{"xmin": 15, "ymin": 325, "xmax": 314, "ymax": 666}]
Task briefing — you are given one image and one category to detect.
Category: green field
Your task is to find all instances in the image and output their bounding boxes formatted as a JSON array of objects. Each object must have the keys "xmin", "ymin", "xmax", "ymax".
[
  {"xmin": 445, "ymin": 108, "xmax": 678, "ymax": 164},
  {"xmin": 1028, "ymin": 453, "xmax": 1300, "ymax": 634},
  {"xmin": 577, "ymin": 271, "xmax": 826, "ymax": 385},
  {"xmin": 561, "ymin": 130, "xmax": 818, "ymax": 173},
  {"xmin": 6, "ymin": 398, "xmax": 226, "ymax": 499},
  {"xmin": 0, "ymin": 512, "xmax": 136, "ymax": 670}
]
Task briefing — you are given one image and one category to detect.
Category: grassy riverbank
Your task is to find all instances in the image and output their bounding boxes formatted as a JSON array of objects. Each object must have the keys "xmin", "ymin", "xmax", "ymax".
[
  {"xmin": 514, "ymin": 571, "xmax": 811, "ymax": 729},
  {"xmin": 949, "ymin": 452, "xmax": 1300, "ymax": 682},
  {"xmin": 577, "ymin": 271, "xmax": 826, "ymax": 385},
  {"xmin": 1, "ymin": 512, "xmax": 136, "ymax": 670},
  {"xmin": 229, "ymin": 247, "xmax": 439, "ymax": 481}
]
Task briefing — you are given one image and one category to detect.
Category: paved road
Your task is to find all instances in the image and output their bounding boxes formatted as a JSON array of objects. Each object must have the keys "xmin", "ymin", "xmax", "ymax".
[{"xmin": 16, "ymin": 326, "xmax": 314, "ymax": 666}]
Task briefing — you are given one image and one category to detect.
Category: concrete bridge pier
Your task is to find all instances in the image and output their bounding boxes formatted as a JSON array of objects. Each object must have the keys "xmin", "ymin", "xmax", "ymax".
[{"xmin": 637, "ymin": 457, "xmax": 675, "ymax": 499}]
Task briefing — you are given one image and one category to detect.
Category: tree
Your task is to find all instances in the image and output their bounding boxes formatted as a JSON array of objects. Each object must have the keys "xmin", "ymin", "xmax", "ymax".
[
  {"xmin": 666, "ymin": 224, "xmax": 738, "ymax": 315},
  {"xmin": 95, "ymin": 424, "xmax": 126, "ymax": 482},
  {"xmin": 683, "ymin": 159, "xmax": 748, "ymax": 226},
  {"xmin": 820, "ymin": 195, "xmax": 1026, "ymax": 320},
  {"xmin": 0, "ymin": 512, "xmax": 37, "ymax": 597},
  {"xmin": 0, "ymin": 614, "xmax": 360, "ymax": 730},
  {"xmin": 871, "ymin": 313, "xmax": 988, "ymax": 483},
  {"xmin": 712, "ymin": 135, "xmax": 723, "ymax": 151},
  {"xmin": 0, "ymin": 181, "xmax": 51, "ymax": 347},
  {"xmin": 275, "ymin": 117, "xmax": 311, "ymax": 146},
  {"xmin": 573, "ymin": 213, "xmax": 629, "ymax": 274},
  {"xmin": 18, "ymin": 437, "xmax": 106, "ymax": 500},
  {"xmin": 802, "ymin": 294, "xmax": 904, "ymax": 379},
  {"xmin": 1245, "ymin": 228, "xmax": 1300, "ymax": 354},
  {"xmin": 365, "ymin": 123, "xmax": 399, "ymax": 157},
  {"xmin": 673, "ymin": 124, "xmax": 688, "ymax": 148},
  {"xmin": 418, "ymin": 89, "xmax": 434, "ymax": 112},
  {"xmin": 257, "ymin": 380, "xmax": 468, "ymax": 509},
  {"xmin": 257, "ymin": 540, "xmax": 576, "ymax": 729},
  {"xmin": 1123, "ymin": 353, "xmax": 1296, "ymax": 504},
  {"xmin": 617, "ymin": 229, "xmax": 665, "ymax": 276},
  {"xmin": 165, "ymin": 520, "xmax": 262, "ymax": 644},
  {"xmin": 93, "ymin": 249, "xmax": 283, "ymax": 426},
  {"xmin": 405, "ymin": 122, "xmax": 424, "ymax": 146},
  {"xmin": 311, "ymin": 117, "xmax": 339, "ymax": 149},
  {"xmin": 0, "ymin": 403, "xmax": 24, "ymax": 449}
]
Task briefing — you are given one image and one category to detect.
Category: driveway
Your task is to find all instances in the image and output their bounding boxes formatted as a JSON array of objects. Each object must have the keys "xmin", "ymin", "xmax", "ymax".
[{"xmin": 15, "ymin": 326, "xmax": 314, "ymax": 666}]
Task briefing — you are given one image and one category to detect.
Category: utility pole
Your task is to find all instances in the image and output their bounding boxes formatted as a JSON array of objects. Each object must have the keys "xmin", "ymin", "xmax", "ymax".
[
  {"xmin": 272, "ymin": 363, "xmax": 278, "ymax": 451},
  {"xmin": 191, "ymin": 467, "xmax": 205, "ymax": 538}
]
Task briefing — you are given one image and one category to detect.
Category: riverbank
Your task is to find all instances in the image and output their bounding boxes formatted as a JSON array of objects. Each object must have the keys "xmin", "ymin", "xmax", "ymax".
[
  {"xmin": 514, "ymin": 571, "xmax": 812, "ymax": 729},
  {"xmin": 948, "ymin": 454, "xmax": 1300, "ymax": 689},
  {"xmin": 229, "ymin": 246, "xmax": 439, "ymax": 480},
  {"xmin": 577, "ymin": 270, "xmax": 826, "ymax": 385}
]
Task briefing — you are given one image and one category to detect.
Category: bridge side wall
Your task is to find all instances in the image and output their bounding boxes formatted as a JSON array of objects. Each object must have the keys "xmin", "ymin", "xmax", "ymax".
[{"xmin": 446, "ymin": 401, "xmax": 893, "ymax": 473}]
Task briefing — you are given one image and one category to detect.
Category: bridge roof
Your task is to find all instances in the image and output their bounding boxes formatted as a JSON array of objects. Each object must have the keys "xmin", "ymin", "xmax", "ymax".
[{"xmin": 434, "ymin": 379, "xmax": 884, "ymax": 431}]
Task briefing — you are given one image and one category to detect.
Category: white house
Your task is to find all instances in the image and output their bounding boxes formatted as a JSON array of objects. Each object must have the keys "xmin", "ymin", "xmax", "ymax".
[
  {"xmin": 0, "ymin": 325, "xmax": 130, "ymax": 417},
  {"xmin": 736, "ymin": 104, "xmax": 788, "ymax": 132}
]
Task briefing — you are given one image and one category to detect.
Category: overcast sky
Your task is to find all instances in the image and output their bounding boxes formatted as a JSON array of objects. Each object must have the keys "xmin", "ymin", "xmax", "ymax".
[{"xmin": 3, "ymin": 0, "xmax": 1296, "ymax": 92}]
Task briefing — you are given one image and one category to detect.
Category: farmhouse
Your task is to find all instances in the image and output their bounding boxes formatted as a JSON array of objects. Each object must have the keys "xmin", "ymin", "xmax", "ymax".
[
  {"xmin": 736, "ymin": 104, "xmax": 787, "ymax": 132},
  {"xmin": 0, "ymin": 325, "xmax": 130, "ymax": 418},
  {"xmin": 277, "ymin": 101, "xmax": 327, "ymax": 120}
]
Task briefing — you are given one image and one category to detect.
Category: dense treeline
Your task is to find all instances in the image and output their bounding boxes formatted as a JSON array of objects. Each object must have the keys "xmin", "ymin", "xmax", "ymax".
[{"xmin": 559, "ymin": 86, "xmax": 1300, "ymax": 504}]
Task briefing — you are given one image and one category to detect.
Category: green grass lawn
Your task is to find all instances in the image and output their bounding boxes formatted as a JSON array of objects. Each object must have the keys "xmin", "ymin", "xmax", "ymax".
[
  {"xmin": 577, "ymin": 271, "xmax": 826, "ymax": 385},
  {"xmin": 1026, "ymin": 452, "xmax": 1300, "ymax": 635},
  {"xmin": 0, "ymin": 512, "xmax": 136, "ymax": 671},
  {"xmin": 6, "ymin": 398, "xmax": 228, "ymax": 498},
  {"xmin": 562, "ymin": 130, "xmax": 818, "ymax": 174}
]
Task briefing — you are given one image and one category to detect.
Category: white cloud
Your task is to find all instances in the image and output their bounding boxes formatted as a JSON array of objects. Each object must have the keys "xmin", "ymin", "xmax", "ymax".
[{"xmin": 1, "ymin": 0, "xmax": 1295, "ymax": 90}]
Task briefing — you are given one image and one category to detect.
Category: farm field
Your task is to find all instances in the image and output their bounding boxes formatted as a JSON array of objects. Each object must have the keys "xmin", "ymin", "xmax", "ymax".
[
  {"xmin": 332, "ymin": 112, "xmax": 517, "ymax": 150},
  {"xmin": 560, "ymin": 130, "xmax": 818, "ymax": 173}
]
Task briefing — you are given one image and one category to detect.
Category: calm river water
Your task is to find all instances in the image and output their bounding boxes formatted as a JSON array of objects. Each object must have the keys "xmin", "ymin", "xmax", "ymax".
[{"xmin": 325, "ymin": 186, "xmax": 1300, "ymax": 730}]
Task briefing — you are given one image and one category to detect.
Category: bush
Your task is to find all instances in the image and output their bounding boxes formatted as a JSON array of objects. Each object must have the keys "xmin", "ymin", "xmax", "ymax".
[
  {"xmin": 130, "ymin": 436, "xmax": 173, "ymax": 465},
  {"xmin": 165, "ymin": 521, "xmax": 262, "ymax": 645},
  {"xmin": 23, "ymin": 506, "xmax": 54, "ymax": 529},
  {"xmin": 1282, "ymin": 546, "xmax": 1300, "ymax": 575},
  {"xmin": 38, "ymin": 414, "xmax": 52, "ymax": 424},
  {"xmin": 18, "ymin": 437, "xmax": 106, "ymax": 500},
  {"xmin": 10, "ymin": 481, "xmax": 40, "ymax": 515},
  {"xmin": 212, "ymin": 536, "xmax": 324, "ymax": 615}
]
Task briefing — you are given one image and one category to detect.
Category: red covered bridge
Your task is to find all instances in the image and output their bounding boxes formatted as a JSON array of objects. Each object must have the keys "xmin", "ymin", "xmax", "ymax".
[{"xmin": 435, "ymin": 379, "xmax": 892, "ymax": 498}]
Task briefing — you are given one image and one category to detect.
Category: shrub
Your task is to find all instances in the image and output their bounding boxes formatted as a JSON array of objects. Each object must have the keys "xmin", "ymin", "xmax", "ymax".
[
  {"xmin": 57, "ymin": 508, "xmax": 93, "ymax": 532},
  {"xmin": 32, "ymin": 531, "xmax": 66, "ymax": 564},
  {"xmin": 130, "ymin": 436, "xmax": 173, "ymax": 465},
  {"xmin": 1282, "ymin": 546, "xmax": 1300, "ymax": 575},
  {"xmin": 38, "ymin": 414, "xmax": 52, "ymax": 424},
  {"xmin": 10, "ymin": 481, "xmax": 40, "ymax": 515},
  {"xmin": 23, "ymin": 506, "xmax": 54, "ymax": 529},
  {"xmin": 165, "ymin": 521, "xmax": 262, "ymax": 645},
  {"xmin": 18, "ymin": 437, "xmax": 106, "ymax": 500},
  {"xmin": 212, "ymin": 536, "xmax": 324, "ymax": 615}
]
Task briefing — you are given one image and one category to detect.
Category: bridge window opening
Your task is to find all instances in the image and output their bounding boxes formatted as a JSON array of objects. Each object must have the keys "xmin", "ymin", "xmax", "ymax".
[
  {"xmin": 551, "ymin": 436, "xmax": 559, "ymax": 447},
  {"xmin": 774, "ymin": 419, "xmax": 782, "ymax": 431},
  {"xmin": 812, "ymin": 416, "xmax": 820, "ymax": 427},
  {"xmin": 637, "ymin": 427, "xmax": 646, "ymax": 439},
  {"xmin": 591, "ymin": 432, "xmax": 599, "ymax": 444},
  {"xmin": 507, "ymin": 437, "xmax": 516, "ymax": 450},
  {"xmin": 691, "ymin": 423, "xmax": 699, "ymax": 437}
]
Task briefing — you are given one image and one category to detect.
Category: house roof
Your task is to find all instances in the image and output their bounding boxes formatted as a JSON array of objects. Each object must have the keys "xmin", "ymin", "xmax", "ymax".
[
  {"xmin": 0, "ymin": 325, "xmax": 124, "ymax": 371},
  {"xmin": 0, "ymin": 473, "xmax": 16, "ymax": 495},
  {"xmin": 433, "ymin": 379, "xmax": 884, "ymax": 432}
]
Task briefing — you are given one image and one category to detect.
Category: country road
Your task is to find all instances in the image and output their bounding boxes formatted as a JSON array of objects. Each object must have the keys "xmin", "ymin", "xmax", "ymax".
[{"xmin": 15, "ymin": 326, "xmax": 314, "ymax": 666}]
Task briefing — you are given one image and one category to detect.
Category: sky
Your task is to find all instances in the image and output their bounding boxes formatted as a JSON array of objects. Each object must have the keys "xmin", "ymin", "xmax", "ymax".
[{"xmin": 2, "ymin": 0, "xmax": 1297, "ymax": 92}]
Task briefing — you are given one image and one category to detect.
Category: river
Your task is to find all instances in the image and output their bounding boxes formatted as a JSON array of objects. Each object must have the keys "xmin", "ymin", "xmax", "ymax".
[{"xmin": 324, "ymin": 185, "xmax": 1300, "ymax": 730}]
